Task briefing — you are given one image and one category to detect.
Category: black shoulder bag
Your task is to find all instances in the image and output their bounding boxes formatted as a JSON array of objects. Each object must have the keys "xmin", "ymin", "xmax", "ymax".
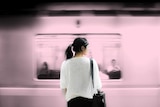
[{"xmin": 90, "ymin": 58, "xmax": 106, "ymax": 107}]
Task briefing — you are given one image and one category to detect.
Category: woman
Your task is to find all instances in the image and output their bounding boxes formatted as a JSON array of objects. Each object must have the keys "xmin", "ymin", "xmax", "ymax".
[{"xmin": 60, "ymin": 37, "xmax": 102, "ymax": 107}]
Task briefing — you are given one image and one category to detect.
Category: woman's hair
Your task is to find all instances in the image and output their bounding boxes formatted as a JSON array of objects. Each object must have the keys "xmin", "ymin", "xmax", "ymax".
[{"xmin": 65, "ymin": 37, "xmax": 89, "ymax": 59}]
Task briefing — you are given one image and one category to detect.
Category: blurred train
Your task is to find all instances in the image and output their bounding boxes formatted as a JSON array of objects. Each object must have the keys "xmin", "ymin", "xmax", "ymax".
[{"xmin": 0, "ymin": 2, "xmax": 160, "ymax": 107}]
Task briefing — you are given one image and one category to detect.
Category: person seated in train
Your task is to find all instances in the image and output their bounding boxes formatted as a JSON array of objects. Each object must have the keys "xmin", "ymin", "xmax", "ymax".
[
  {"xmin": 106, "ymin": 59, "xmax": 121, "ymax": 79},
  {"xmin": 38, "ymin": 61, "xmax": 50, "ymax": 79}
]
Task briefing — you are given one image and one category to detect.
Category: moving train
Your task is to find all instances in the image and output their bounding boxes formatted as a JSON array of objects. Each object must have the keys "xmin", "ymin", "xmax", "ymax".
[{"xmin": 0, "ymin": 2, "xmax": 159, "ymax": 107}]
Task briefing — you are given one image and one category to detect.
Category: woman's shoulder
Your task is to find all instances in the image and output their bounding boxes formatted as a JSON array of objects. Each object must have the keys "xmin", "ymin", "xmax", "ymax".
[
  {"xmin": 61, "ymin": 60, "xmax": 69, "ymax": 67},
  {"xmin": 70, "ymin": 56, "xmax": 90, "ymax": 61},
  {"xmin": 89, "ymin": 58, "xmax": 98, "ymax": 66},
  {"xmin": 63, "ymin": 57, "xmax": 96, "ymax": 64},
  {"xmin": 90, "ymin": 58, "xmax": 97, "ymax": 63}
]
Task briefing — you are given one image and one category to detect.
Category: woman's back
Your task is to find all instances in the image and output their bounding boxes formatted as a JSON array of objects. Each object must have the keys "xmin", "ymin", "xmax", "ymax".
[
  {"xmin": 60, "ymin": 37, "xmax": 102, "ymax": 107},
  {"xmin": 68, "ymin": 57, "xmax": 91, "ymax": 92},
  {"xmin": 61, "ymin": 57, "xmax": 92, "ymax": 101},
  {"xmin": 61, "ymin": 56, "xmax": 102, "ymax": 101}
]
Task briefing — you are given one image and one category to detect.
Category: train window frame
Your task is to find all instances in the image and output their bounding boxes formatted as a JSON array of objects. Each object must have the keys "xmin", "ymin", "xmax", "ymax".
[{"xmin": 33, "ymin": 33, "xmax": 123, "ymax": 84}]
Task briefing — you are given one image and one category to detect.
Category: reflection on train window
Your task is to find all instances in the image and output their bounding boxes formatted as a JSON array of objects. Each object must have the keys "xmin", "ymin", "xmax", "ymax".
[{"xmin": 35, "ymin": 34, "xmax": 122, "ymax": 80}]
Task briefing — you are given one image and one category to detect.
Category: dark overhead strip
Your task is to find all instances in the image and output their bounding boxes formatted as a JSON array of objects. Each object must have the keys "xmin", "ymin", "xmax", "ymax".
[{"xmin": 0, "ymin": 10, "xmax": 160, "ymax": 16}]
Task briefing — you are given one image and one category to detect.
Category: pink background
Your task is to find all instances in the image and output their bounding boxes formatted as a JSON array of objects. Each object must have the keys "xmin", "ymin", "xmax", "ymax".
[{"xmin": 0, "ymin": 3, "xmax": 159, "ymax": 107}]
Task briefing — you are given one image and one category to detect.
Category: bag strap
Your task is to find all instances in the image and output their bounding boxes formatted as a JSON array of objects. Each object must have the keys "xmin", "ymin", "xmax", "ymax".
[
  {"xmin": 90, "ymin": 58, "xmax": 94, "ymax": 88},
  {"xmin": 90, "ymin": 59, "xmax": 101, "ymax": 94}
]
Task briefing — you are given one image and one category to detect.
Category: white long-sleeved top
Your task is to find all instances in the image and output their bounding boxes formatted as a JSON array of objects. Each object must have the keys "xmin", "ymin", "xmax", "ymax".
[{"xmin": 60, "ymin": 56, "xmax": 102, "ymax": 102}]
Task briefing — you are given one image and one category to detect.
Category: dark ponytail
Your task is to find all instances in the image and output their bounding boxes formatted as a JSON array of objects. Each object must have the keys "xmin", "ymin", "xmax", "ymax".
[
  {"xmin": 65, "ymin": 44, "xmax": 73, "ymax": 59},
  {"xmin": 65, "ymin": 37, "xmax": 89, "ymax": 60}
]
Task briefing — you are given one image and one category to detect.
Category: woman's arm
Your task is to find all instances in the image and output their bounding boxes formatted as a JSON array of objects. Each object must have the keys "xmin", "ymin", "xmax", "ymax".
[
  {"xmin": 60, "ymin": 61, "xmax": 67, "ymax": 95},
  {"xmin": 61, "ymin": 88, "xmax": 67, "ymax": 96},
  {"xmin": 93, "ymin": 59, "xmax": 102, "ymax": 90}
]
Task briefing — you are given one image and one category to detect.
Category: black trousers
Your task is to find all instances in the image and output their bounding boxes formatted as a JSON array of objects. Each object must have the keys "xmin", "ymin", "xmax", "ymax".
[{"xmin": 68, "ymin": 97, "xmax": 93, "ymax": 107}]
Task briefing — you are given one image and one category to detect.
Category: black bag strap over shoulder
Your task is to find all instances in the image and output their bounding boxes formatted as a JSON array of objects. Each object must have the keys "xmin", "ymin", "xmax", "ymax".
[
  {"xmin": 90, "ymin": 58, "xmax": 94, "ymax": 88},
  {"xmin": 90, "ymin": 58, "xmax": 103, "ymax": 93},
  {"xmin": 90, "ymin": 59, "xmax": 107, "ymax": 107}
]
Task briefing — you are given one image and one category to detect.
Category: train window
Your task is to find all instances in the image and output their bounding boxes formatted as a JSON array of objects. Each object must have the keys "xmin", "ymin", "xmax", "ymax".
[{"xmin": 35, "ymin": 33, "xmax": 122, "ymax": 80}]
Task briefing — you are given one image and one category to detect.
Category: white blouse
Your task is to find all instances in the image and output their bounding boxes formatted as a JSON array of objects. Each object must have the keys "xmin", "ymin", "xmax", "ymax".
[{"xmin": 60, "ymin": 56, "xmax": 102, "ymax": 102}]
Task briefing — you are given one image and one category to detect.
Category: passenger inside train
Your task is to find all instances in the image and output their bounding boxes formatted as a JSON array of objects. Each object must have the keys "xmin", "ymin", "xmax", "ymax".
[
  {"xmin": 37, "ymin": 61, "xmax": 60, "ymax": 79},
  {"xmin": 106, "ymin": 59, "xmax": 121, "ymax": 79},
  {"xmin": 37, "ymin": 61, "xmax": 50, "ymax": 79}
]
